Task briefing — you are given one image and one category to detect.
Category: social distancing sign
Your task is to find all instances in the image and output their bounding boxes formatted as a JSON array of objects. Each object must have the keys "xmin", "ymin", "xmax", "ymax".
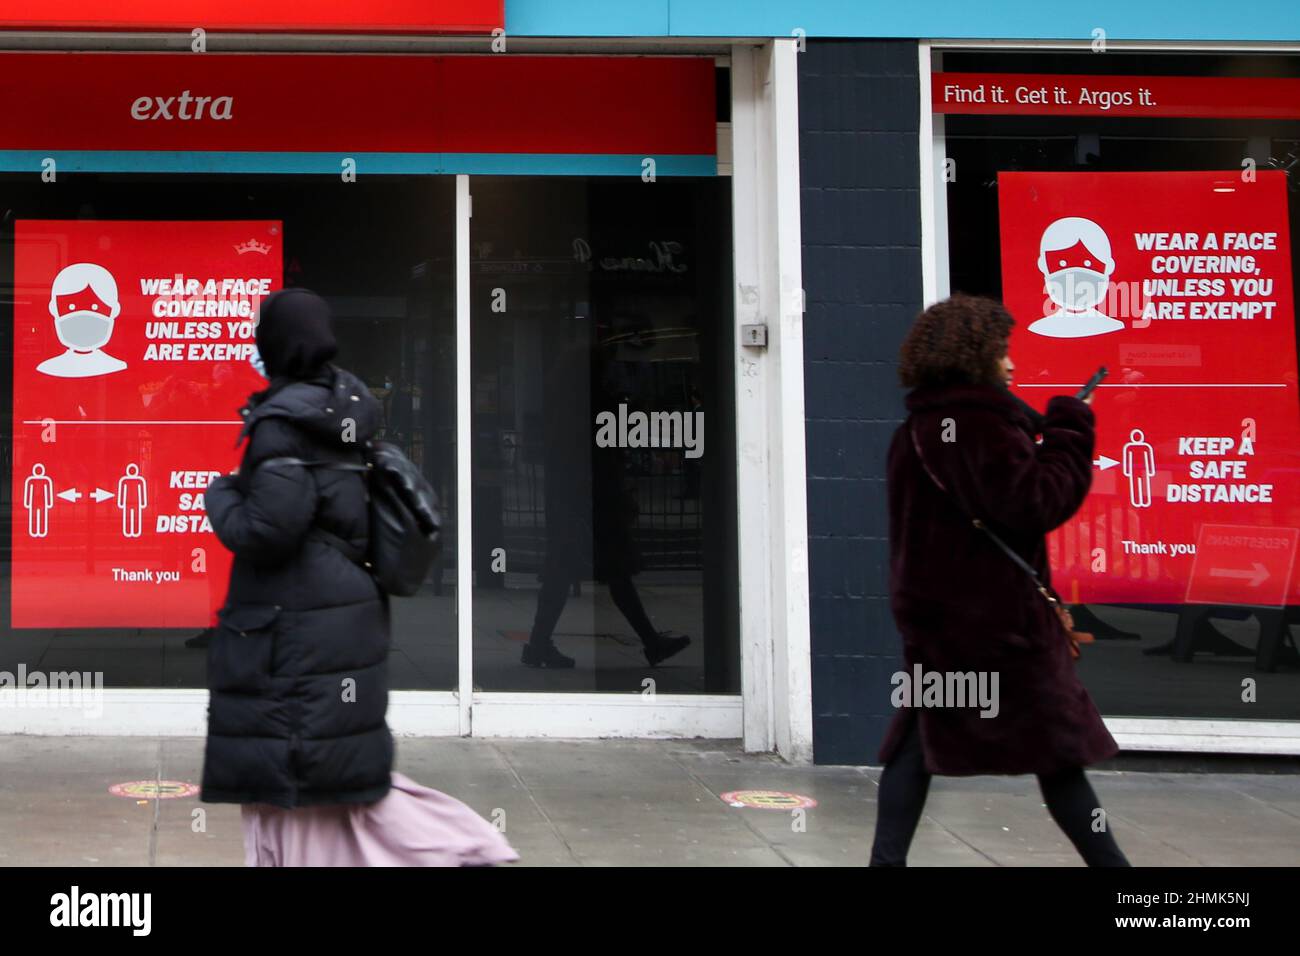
[
  {"xmin": 998, "ymin": 171, "xmax": 1300, "ymax": 607},
  {"xmin": 10, "ymin": 220, "xmax": 281, "ymax": 628}
]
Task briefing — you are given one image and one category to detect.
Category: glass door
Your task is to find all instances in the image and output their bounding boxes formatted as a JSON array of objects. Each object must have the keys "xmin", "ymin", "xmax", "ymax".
[{"xmin": 466, "ymin": 175, "xmax": 740, "ymax": 695}]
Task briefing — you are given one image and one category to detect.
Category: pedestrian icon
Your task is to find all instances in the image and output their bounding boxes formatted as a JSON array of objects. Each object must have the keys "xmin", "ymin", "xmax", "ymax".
[
  {"xmin": 1123, "ymin": 429, "xmax": 1155, "ymax": 508},
  {"xmin": 24, "ymin": 464, "xmax": 54, "ymax": 538},
  {"xmin": 117, "ymin": 463, "xmax": 147, "ymax": 538}
]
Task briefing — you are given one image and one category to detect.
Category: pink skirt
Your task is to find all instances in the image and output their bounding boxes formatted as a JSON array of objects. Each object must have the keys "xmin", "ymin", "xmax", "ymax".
[{"xmin": 241, "ymin": 773, "xmax": 520, "ymax": 867}]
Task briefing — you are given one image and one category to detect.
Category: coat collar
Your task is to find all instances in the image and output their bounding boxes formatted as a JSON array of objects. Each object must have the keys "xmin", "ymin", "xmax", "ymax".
[
  {"xmin": 906, "ymin": 382, "xmax": 1020, "ymax": 414},
  {"xmin": 905, "ymin": 383, "xmax": 1040, "ymax": 433}
]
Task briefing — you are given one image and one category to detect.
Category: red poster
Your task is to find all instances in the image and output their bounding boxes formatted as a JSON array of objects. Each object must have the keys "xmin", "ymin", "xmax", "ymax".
[
  {"xmin": 998, "ymin": 171, "xmax": 1300, "ymax": 607},
  {"xmin": 11, "ymin": 220, "xmax": 282, "ymax": 628}
]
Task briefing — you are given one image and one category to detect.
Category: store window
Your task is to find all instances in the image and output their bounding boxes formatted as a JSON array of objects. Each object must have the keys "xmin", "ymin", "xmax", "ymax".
[
  {"xmin": 1, "ymin": 174, "xmax": 457, "ymax": 690},
  {"xmin": 469, "ymin": 176, "xmax": 739, "ymax": 693},
  {"xmin": 935, "ymin": 50, "xmax": 1300, "ymax": 720}
]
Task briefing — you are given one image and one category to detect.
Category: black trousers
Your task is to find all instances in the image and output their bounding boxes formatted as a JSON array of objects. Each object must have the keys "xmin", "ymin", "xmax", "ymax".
[{"xmin": 869, "ymin": 719, "xmax": 1131, "ymax": 867}]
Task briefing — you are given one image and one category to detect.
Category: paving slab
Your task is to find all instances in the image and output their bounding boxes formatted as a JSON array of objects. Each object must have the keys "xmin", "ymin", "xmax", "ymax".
[{"xmin": 0, "ymin": 736, "xmax": 1296, "ymax": 867}]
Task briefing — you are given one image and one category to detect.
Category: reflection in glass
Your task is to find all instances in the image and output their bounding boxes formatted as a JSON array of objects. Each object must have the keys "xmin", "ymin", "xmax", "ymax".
[{"xmin": 470, "ymin": 177, "xmax": 738, "ymax": 694}]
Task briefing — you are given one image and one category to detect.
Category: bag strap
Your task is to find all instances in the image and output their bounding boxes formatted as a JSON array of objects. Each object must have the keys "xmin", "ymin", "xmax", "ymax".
[
  {"xmin": 254, "ymin": 456, "xmax": 371, "ymax": 568},
  {"xmin": 258, "ymin": 455, "xmax": 369, "ymax": 474},
  {"xmin": 908, "ymin": 420, "xmax": 1065, "ymax": 610},
  {"xmin": 308, "ymin": 526, "xmax": 368, "ymax": 566}
]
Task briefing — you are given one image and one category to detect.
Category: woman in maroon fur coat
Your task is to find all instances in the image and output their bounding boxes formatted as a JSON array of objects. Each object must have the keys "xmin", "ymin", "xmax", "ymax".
[{"xmin": 869, "ymin": 294, "xmax": 1129, "ymax": 867}]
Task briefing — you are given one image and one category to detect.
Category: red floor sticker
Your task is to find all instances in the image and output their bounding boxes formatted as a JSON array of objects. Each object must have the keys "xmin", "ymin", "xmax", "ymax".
[
  {"xmin": 108, "ymin": 780, "xmax": 198, "ymax": 799},
  {"xmin": 720, "ymin": 790, "xmax": 817, "ymax": 810}
]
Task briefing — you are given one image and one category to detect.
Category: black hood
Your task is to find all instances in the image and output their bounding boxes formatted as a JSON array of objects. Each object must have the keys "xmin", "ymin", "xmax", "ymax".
[
  {"xmin": 255, "ymin": 288, "xmax": 338, "ymax": 380},
  {"xmin": 239, "ymin": 365, "xmax": 383, "ymax": 449}
]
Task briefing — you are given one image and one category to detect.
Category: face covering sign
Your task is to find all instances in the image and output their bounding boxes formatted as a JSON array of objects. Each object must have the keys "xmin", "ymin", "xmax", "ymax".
[
  {"xmin": 11, "ymin": 220, "xmax": 282, "ymax": 628},
  {"xmin": 998, "ymin": 171, "xmax": 1300, "ymax": 607}
]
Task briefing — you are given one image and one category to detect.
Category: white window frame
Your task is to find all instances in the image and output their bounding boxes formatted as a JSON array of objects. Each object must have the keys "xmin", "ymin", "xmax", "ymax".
[
  {"xmin": 919, "ymin": 38, "xmax": 1300, "ymax": 755},
  {"xmin": 467, "ymin": 40, "xmax": 811, "ymax": 757}
]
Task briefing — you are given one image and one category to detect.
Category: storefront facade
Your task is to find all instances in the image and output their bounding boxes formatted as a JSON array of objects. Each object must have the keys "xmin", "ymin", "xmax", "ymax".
[{"xmin": 0, "ymin": 3, "xmax": 1296, "ymax": 763}]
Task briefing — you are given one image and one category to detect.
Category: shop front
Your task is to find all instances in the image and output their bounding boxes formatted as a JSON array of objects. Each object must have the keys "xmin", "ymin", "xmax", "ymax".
[
  {"xmin": 923, "ymin": 44, "xmax": 1300, "ymax": 752},
  {"xmin": 12, "ymin": 4, "xmax": 1293, "ymax": 763},
  {"xmin": 0, "ymin": 27, "xmax": 814, "ymax": 758}
]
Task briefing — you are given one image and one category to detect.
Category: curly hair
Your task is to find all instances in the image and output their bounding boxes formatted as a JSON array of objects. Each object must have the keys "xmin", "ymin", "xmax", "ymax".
[{"xmin": 898, "ymin": 294, "xmax": 1014, "ymax": 389}]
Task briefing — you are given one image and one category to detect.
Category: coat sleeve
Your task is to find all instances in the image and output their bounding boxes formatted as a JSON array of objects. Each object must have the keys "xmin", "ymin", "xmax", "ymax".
[
  {"xmin": 205, "ymin": 424, "xmax": 319, "ymax": 565},
  {"xmin": 923, "ymin": 395, "xmax": 1095, "ymax": 537}
]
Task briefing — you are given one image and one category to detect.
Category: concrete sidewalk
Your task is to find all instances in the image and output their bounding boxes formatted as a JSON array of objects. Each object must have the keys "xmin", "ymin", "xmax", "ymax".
[{"xmin": 0, "ymin": 736, "xmax": 1296, "ymax": 866}]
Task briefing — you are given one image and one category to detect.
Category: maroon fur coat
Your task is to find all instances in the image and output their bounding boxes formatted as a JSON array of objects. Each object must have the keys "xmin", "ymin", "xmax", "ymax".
[{"xmin": 878, "ymin": 384, "xmax": 1117, "ymax": 775}]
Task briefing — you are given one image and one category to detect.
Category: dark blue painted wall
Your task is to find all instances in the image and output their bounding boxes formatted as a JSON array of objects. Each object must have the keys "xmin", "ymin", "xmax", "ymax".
[{"xmin": 799, "ymin": 39, "xmax": 924, "ymax": 764}]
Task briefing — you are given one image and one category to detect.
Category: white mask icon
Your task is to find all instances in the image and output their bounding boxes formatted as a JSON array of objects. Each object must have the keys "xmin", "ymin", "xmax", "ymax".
[
  {"xmin": 1045, "ymin": 267, "xmax": 1109, "ymax": 314},
  {"xmin": 55, "ymin": 309, "xmax": 115, "ymax": 352}
]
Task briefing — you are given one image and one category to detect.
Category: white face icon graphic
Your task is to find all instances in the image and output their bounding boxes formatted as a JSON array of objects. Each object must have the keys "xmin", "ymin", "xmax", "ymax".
[
  {"xmin": 1029, "ymin": 217, "xmax": 1124, "ymax": 339},
  {"xmin": 37, "ymin": 262, "xmax": 128, "ymax": 378}
]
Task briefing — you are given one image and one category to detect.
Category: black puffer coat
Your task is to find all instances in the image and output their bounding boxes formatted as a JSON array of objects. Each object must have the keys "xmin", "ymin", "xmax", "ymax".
[{"xmin": 201, "ymin": 364, "xmax": 391, "ymax": 807}]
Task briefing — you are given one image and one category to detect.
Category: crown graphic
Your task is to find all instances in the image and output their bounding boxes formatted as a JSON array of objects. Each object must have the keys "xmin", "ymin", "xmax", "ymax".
[{"xmin": 235, "ymin": 238, "xmax": 272, "ymax": 255}]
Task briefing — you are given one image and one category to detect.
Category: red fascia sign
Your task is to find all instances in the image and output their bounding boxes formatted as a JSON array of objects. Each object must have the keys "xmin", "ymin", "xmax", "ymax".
[
  {"xmin": 11, "ymin": 220, "xmax": 281, "ymax": 628},
  {"xmin": 0, "ymin": 53, "xmax": 717, "ymax": 158},
  {"xmin": 998, "ymin": 171, "xmax": 1300, "ymax": 607},
  {"xmin": 934, "ymin": 72, "xmax": 1300, "ymax": 119},
  {"xmin": 0, "ymin": 1, "xmax": 502, "ymax": 34}
]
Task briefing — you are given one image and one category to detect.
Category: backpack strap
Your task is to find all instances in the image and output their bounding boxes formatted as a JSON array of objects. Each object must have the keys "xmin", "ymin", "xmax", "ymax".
[
  {"xmin": 254, "ymin": 456, "xmax": 371, "ymax": 568},
  {"xmin": 258, "ymin": 456, "xmax": 368, "ymax": 474},
  {"xmin": 308, "ymin": 526, "xmax": 368, "ymax": 567}
]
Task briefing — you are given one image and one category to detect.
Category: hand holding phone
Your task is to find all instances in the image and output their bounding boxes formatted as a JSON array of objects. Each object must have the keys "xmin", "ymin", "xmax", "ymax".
[{"xmin": 1076, "ymin": 366, "xmax": 1108, "ymax": 402}]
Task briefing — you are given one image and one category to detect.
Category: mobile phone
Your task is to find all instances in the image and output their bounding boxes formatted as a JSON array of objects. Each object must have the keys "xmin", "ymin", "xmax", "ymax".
[{"xmin": 1076, "ymin": 365, "xmax": 1108, "ymax": 401}]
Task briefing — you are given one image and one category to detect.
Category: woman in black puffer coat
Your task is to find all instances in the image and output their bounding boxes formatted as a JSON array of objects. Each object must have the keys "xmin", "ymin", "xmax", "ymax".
[
  {"xmin": 202, "ymin": 289, "xmax": 390, "ymax": 807},
  {"xmin": 201, "ymin": 289, "xmax": 517, "ymax": 867}
]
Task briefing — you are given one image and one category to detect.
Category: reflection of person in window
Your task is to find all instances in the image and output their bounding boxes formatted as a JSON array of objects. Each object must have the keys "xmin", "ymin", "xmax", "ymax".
[
  {"xmin": 24, "ymin": 463, "xmax": 53, "ymax": 538},
  {"xmin": 118, "ymin": 463, "xmax": 147, "ymax": 538},
  {"xmin": 522, "ymin": 336, "xmax": 691, "ymax": 669}
]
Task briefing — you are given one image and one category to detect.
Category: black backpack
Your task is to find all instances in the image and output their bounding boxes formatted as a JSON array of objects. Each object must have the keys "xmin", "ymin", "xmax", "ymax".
[{"xmin": 261, "ymin": 441, "xmax": 441, "ymax": 597}]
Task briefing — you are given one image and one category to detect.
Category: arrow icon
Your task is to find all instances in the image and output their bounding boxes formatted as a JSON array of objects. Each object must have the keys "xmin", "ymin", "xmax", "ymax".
[
  {"xmin": 57, "ymin": 488, "xmax": 81, "ymax": 502},
  {"xmin": 1093, "ymin": 455, "xmax": 1119, "ymax": 471},
  {"xmin": 91, "ymin": 488, "xmax": 114, "ymax": 502},
  {"xmin": 1209, "ymin": 563, "xmax": 1270, "ymax": 587}
]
